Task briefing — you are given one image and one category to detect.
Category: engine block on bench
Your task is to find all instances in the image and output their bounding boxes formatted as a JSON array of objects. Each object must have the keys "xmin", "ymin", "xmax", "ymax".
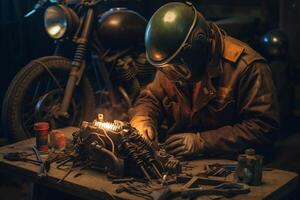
[{"xmin": 72, "ymin": 114, "xmax": 181, "ymax": 181}]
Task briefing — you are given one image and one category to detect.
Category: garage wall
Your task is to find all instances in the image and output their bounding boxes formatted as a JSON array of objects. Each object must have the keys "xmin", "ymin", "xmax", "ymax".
[
  {"xmin": 280, "ymin": 0, "xmax": 300, "ymax": 131},
  {"xmin": 0, "ymin": 0, "xmax": 54, "ymax": 137}
]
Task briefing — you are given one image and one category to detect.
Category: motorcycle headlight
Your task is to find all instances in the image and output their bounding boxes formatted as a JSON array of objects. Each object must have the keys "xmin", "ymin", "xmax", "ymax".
[{"xmin": 44, "ymin": 5, "xmax": 79, "ymax": 39}]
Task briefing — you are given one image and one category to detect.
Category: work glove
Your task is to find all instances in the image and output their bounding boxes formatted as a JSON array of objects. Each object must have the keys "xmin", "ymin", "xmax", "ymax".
[
  {"xmin": 165, "ymin": 133, "xmax": 204, "ymax": 157},
  {"xmin": 130, "ymin": 116, "xmax": 158, "ymax": 141}
]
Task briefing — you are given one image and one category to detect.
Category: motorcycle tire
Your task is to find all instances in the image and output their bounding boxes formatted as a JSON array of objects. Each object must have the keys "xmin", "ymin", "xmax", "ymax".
[{"xmin": 1, "ymin": 56, "xmax": 96, "ymax": 142}]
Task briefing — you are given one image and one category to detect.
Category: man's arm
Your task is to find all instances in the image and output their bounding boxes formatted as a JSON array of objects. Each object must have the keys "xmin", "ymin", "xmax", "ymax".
[
  {"xmin": 130, "ymin": 71, "xmax": 166, "ymax": 140},
  {"xmin": 199, "ymin": 62, "xmax": 280, "ymax": 155}
]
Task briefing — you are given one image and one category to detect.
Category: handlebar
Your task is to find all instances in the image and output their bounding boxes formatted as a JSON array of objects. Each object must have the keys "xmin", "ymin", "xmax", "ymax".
[
  {"xmin": 24, "ymin": 0, "xmax": 76, "ymax": 17},
  {"xmin": 24, "ymin": 0, "xmax": 48, "ymax": 17},
  {"xmin": 24, "ymin": 0, "xmax": 126, "ymax": 17}
]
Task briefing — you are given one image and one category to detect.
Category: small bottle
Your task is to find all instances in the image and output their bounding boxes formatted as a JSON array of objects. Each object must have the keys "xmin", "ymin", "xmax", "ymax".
[
  {"xmin": 34, "ymin": 122, "xmax": 49, "ymax": 151},
  {"xmin": 236, "ymin": 149, "xmax": 263, "ymax": 185}
]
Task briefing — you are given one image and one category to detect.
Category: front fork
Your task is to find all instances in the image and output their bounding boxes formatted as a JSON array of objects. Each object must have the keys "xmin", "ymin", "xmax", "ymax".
[{"xmin": 58, "ymin": 8, "xmax": 94, "ymax": 118}]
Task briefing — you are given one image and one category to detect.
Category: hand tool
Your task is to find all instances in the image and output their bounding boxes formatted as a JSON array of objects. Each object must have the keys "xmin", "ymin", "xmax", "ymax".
[
  {"xmin": 4, "ymin": 152, "xmax": 41, "ymax": 165},
  {"xmin": 177, "ymin": 175, "xmax": 230, "ymax": 186},
  {"xmin": 112, "ymin": 177, "xmax": 135, "ymax": 184},
  {"xmin": 57, "ymin": 162, "xmax": 74, "ymax": 183},
  {"xmin": 182, "ymin": 182, "xmax": 250, "ymax": 198},
  {"xmin": 203, "ymin": 163, "xmax": 236, "ymax": 177},
  {"xmin": 155, "ymin": 181, "xmax": 250, "ymax": 200},
  {"xmin": 32, "ymin": 146, "xmax": 48, "ymax": 177},
  {"xmin": 116, "ymin": 183, "xmax": 153, "ymax": 200}
]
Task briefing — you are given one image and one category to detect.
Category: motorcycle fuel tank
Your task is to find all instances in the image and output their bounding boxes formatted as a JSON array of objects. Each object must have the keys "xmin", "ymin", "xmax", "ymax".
[{"xmin": 97, "ymin": 8, "xmax": 147, "ymax": 50}]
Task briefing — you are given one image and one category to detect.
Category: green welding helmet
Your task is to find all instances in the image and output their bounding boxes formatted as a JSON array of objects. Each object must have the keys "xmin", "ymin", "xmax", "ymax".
[{"xmin": 145, "ymin": 2, "xmax": 211, "ymax": 82}]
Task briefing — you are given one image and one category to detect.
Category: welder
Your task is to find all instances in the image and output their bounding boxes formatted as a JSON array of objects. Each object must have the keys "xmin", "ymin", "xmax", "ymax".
[{"xmin": 130, "ymin": 2, "xmax": 279, "ymax": 159}]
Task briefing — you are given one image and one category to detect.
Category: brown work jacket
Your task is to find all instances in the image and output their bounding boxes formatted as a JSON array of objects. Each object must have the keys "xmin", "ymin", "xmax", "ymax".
[{"xmin": 130, "ymin": 33, "xmax": 279, "ymax": 157}]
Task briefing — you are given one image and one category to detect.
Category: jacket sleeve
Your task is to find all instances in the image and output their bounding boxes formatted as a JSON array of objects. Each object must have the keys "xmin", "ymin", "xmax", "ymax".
[
  {"xmin": 199, "ymin": 62, "xmax": 280, "ymax": 155},
  {"xmin": 130, "ymin": 71, "xmax": 166, "ymax": 127}
]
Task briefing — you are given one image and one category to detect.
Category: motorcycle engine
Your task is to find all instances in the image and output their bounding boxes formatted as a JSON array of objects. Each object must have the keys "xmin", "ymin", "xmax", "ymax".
[
  {"xmin": 96, "ymin": 8, "xmax": 156, "ymax": 97},
  {"xmin": 72, "ymin": 114, "xmax": 181, "ymax": 180}
]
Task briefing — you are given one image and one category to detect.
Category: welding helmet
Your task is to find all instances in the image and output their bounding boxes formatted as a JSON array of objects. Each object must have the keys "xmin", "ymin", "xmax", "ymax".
[{"xmin": 145, "ymin": 2, "xmax": 211, "ymax": 82}]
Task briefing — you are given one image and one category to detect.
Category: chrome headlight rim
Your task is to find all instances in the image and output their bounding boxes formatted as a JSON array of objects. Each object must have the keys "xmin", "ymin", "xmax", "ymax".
[{"xmin": 44, "ymin": 5, "xmax": 79, "ymax": 40}]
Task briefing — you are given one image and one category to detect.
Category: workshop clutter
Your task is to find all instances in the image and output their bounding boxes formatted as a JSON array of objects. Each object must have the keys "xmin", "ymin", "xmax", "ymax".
[
  {"xmin": 72, "ymin": 114, "xmax": 182, "ymax": 180},
  {"xmin": 34, "ymin": 122, "xmax": 66, "ymax": 151},
  {"xmin": 2, "ymin": 115, "xmax": 268, "ymax": 199}
]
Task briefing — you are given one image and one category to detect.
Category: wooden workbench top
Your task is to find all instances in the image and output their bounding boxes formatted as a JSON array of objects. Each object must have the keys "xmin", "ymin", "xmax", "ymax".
[{"xmin": 0, "ymin": 127, "xmax": 298, "ymax": 200}]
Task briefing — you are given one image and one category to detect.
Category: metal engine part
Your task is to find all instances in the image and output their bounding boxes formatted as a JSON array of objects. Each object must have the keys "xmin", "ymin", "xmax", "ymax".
[
  {"xmin": 115, "ymin": 52, "xmax": 156, "ymax": 86},
  {"xmin": 115, "ymin": 55, "xmax": 141, "ymax": 101},
  {"xmin": 116, "ymin": 56, "xmax": 137, "ymax": 81},
  {"xmin": 115, "ymin": 53, "xmax": 156, "ymax": 99},
  {"xmin": 135, "ymin": 53, "xmax": 156, "ymax": 87},
  {"xmin": 101, "ymin": 51, "xmax": 156, "ymax": 106},
  {"xmin": 72, "ymin": 114, "xmax": 181, "ymax": 181}
]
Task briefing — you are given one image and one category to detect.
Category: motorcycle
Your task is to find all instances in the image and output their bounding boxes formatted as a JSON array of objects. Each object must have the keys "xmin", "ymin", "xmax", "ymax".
[{"xmin": 1, "ymin": 0, "xmax": 155, "ymax": 142}]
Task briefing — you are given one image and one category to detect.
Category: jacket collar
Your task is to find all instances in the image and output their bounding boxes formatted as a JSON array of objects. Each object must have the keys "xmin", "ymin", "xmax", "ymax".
[
  {"xmin": 207, "ymin": 22, "xmax": 224, "ymax": 79},
  {"xmin": 174, "ymin": 24, "xmax": 246, "ymax": 111},
  {"xmin": 206, "ymin": 23, "xmax": 245, "ymax": 79}
]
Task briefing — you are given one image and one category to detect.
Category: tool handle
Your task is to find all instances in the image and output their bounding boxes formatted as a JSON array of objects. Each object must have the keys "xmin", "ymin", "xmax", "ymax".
[
  {"xmin": 32, "ymin": 147, "xmax": 43, "ymax": 162},
  {"xmin": 182, "ymin": 183, "xmax": 250, "ymax": 198},
  {"xmin": 4, "ymin": 152, "xmax": 27, "ymax": 161}
]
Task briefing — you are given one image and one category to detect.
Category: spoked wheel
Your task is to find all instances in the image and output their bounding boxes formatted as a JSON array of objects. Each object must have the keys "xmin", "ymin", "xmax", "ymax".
[
  {"xmin": 34, "ymin": 89, "xmax": 81, "ymax": 128},
  {"xmin": 2, "ymin": 56, "xmax": 96, "ymax": 142}
]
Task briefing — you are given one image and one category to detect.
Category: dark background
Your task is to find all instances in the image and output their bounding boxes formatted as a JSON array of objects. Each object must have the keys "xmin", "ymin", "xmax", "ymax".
[{"xmin": 0, "ymin": 0, "xmax": 299, "ymax": 151}]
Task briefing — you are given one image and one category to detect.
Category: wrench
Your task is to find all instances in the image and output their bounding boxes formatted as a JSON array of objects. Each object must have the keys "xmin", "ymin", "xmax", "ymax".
[
  {"xmin": 155, "ymin": 182, "xmax": 250, "ymax": 200},
  {"xmin": 182, "ymin": 182, "xmax": 250, "ymax": 198}
]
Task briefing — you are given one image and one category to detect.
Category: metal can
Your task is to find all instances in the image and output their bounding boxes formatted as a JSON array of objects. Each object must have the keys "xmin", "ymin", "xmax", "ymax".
[
  {"xmin": 34, "ymin": 122, "xmax": 49, "ymax": 151},
  {"xmin": 50, "ymin": 130, "xmax": 66, "ymax": 150},
  {"xmin": 235, "ymin": 149, "xmax": 263, "ymax": 186}
]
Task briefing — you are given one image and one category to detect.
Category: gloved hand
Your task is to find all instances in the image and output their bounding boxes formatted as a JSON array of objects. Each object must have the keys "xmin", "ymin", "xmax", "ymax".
[
  {"xmin": 165, "ymin": 133, "xmax": 204, "ymax": 157},
  {"xmin": 130, "ymin": 116, "xmax": 157, "ymax": 141}
]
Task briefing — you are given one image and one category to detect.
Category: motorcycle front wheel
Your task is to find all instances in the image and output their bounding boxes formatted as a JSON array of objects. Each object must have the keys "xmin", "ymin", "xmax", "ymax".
[{"xmin": 1, "ymin": 56, "xmax": 96, "ymax": 142}]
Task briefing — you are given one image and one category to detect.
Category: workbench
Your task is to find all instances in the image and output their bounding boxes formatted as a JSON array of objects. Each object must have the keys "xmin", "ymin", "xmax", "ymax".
[{"xmin": 0, "ymin": 127, "xmax": 298, "ymax": 200}]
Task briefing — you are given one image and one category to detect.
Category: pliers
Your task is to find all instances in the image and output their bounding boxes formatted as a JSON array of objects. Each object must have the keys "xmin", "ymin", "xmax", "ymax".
[{"xmin": 4, "ymin": 152, "xmax": 41, "ymax": 165}]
